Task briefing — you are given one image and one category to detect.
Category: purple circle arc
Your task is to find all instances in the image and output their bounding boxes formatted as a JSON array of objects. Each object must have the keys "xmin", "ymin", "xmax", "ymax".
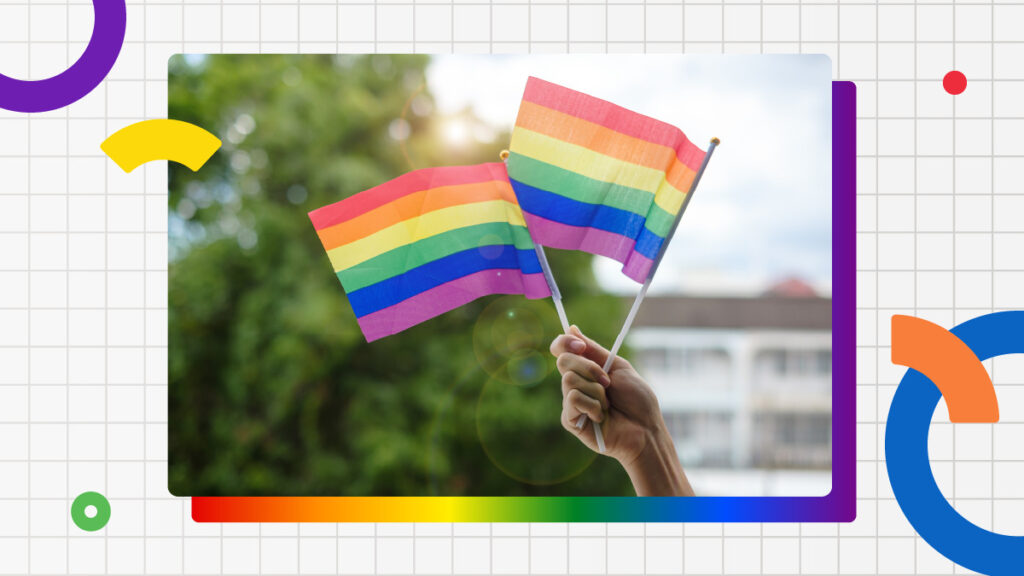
[{"xmin": 0, "ymin": 0, "xmax": 126, "ymax": 113}]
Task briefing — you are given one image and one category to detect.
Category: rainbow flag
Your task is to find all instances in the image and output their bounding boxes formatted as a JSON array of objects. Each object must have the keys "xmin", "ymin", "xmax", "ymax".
[
  {"xmin": 507, "ymin": 77, "xmax": 708, "ymax": 283},
  {"xmin": 309, "ymin": 163, "xmax": 551, "ymax": 342}
]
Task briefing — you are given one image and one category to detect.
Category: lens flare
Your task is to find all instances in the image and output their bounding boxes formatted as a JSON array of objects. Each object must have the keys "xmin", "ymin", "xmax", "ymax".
[
  {"xmin": 472, "ymin": 296, "xmax": 554, "ymax": 385},
  {"xmin": 476, "ymin": 373, "xmax": 597, "ymax": 486}
]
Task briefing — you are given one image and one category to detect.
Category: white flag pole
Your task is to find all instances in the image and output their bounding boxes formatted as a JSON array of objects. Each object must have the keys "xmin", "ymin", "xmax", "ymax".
[
  {"xmin": 538, "ymin": 243, "xmax": 605, "ymax": 453},
  {"xmin": 595, "ymin": 136, "xmax": 720, "ymax": 376},
  {"xmin": 503, "ymin": 150, "xmax": 605, "ymax": 453},
  {"xmin": 533, "ymin": 244, "xmax": 571, "ymax": 334}
]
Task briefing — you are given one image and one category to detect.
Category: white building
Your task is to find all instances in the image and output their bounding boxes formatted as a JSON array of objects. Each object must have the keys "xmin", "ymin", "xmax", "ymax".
[{"xmin": 627, "ymin": 292, "xmax": 832, "ymax": 496}]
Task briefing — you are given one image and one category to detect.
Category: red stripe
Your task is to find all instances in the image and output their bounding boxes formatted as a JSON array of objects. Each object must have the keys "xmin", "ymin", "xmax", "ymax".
[
  {"xmin": 308, "ymin": 163, "xmax": 511, "ymax": 231},
  {"xmin": 520, "ymin": 77, "xmax": 706, "ymax": 172}
]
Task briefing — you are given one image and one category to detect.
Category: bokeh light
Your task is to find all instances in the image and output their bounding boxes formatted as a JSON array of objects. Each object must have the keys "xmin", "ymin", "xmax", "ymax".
[
  {"xmin": 476, "ymin": 373, "xmax": 598, "ymax": 486},
  {"xmin": 472, "ymin": 296, "xmax": 554, "ymax": 386}
]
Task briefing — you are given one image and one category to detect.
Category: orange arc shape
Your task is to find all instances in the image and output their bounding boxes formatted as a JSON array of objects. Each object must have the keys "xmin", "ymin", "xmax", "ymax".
[{"xmin": 891, "ymin": 315, "xmax": 999, "ymax": 423}]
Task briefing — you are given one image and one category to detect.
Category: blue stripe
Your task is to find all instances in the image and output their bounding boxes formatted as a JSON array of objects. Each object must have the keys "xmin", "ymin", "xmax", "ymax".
[
  {"xmin": 510, "ymin": 179, "xmax": 664, "ymax": 260},
  {"xmin": 634, "ymin": 227, "xmax": 665, "ymax": 260},
  {"xmin": 348, "ymin": 245, "xmax": 541, "ymax": 317},
  {"xmin": 511, "ymin": 179, "xmax": 645, "ymax": 238}
]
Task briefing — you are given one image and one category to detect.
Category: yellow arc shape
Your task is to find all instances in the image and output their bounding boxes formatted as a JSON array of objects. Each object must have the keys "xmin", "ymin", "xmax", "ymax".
[{"xmin": 101, "ymin": 119, "xmax": 222, "ymax": 173}]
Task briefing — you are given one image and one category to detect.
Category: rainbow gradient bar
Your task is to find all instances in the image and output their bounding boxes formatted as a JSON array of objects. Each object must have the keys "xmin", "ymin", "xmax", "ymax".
[{"xmin": 191, "ymin": 82, "xmax": 856, "ymax": 523}]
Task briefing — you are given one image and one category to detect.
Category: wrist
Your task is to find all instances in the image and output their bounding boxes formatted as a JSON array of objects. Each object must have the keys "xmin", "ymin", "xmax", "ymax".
[
  {"xmin": 620, "ymin": 421, "xmax": 694, "ymax": 496},
  {"xmin": 620, "ymin": 421, "xmax": 673, "ymax": 473}
]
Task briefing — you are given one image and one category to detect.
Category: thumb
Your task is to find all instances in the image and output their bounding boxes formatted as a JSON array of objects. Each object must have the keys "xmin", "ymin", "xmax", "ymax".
[{"xmin": 570, "ymin": 325, "xmax": 628, "ymax": 372}]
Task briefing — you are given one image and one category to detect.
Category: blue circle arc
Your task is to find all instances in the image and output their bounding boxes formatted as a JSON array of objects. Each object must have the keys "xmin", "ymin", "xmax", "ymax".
[{"xmin": 887, "ymin": 311, "xmax": 1024, "ymax": 576}]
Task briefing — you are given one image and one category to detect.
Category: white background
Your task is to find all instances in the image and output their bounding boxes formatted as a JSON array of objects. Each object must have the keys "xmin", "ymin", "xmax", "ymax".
[{"xmin": 2, "ymin": 0, "xmax": 1024, "ymax": 574}]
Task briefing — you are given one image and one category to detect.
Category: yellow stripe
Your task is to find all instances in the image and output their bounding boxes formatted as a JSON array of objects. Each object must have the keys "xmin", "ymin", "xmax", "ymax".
[
  {"xmin": 326, "ymin": 199, "xmax": 527, "ymax": 271},
  {"xmin": 510, "ymin": 128, "xmax": 688, "ymax": 215}
]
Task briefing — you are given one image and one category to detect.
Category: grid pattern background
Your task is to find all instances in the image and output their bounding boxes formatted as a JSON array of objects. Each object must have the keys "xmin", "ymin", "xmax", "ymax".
[{"xmin": 1, "ymin": 0, "xmax": 1023, "ymax": 574}]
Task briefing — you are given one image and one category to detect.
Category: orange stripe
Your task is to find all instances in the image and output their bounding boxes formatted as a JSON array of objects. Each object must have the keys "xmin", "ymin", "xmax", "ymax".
[
  {"xmin": 309, "ymin": 163, "xmax": 510, "ymax": 231},
  {"xmin": 515, "ymin": 101, "xmax": 698, "ymax": 194},
  {"xmin": 316, "ymin": 180, "xmax": 518, "ymax": 251},
  {"xmin": 522, "ymin": 77, "xmax": 706, "ymax": 171}
]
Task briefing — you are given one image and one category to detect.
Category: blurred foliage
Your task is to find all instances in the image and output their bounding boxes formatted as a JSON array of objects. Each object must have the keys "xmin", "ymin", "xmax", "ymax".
[{"xmin": 168, "ymin": 55, "xmax": 632, "ymax": 496}]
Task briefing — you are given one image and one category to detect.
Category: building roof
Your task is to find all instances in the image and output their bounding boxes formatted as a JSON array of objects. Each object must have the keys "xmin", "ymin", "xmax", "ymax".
[
  {"xmin": 762, "ymin": 277, "xmax": 819, "ymax": 298},
  {"xmin": 630, "ymin": 295, "xmax": 832, "ymax": 331}
]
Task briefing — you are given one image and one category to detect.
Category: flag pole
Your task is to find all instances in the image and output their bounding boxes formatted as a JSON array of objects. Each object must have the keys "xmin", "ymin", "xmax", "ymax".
[
  {"xmin": 503, "ymin": 150, "xmax": 605, "ymax": 453},
  {"xmin": 537, "ymin": 243, "xmax": 605, "ymax": 453},
  {"xmin": 532, "ymin": 243, "xmax": 571, "ymax": 334},
  {"xmin": 598, "ymin": 137, "xmax": 721, "ymax": 374}
]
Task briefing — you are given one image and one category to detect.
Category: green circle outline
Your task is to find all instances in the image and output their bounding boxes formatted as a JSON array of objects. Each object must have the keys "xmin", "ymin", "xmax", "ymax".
[{"xmin": 71, "ymin": 491, "xmax": 111, "ymax": 532}]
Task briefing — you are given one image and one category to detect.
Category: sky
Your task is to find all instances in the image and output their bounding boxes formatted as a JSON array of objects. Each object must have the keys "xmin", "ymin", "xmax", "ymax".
[{"xmin": 426, "ymin": 55, "xmax": 833, "ymax": 296}]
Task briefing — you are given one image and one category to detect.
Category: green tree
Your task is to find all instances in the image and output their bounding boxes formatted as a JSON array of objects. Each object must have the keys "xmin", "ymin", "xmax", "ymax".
[{"xmin": 168, "ymin": 54, "xmax": 632, "ymax": 496}]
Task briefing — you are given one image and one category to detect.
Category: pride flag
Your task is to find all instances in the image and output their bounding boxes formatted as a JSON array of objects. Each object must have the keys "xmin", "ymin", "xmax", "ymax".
[
  {"xmin": 507, "ymin": 77, "xmax": 709, "ymax": 283},
  {"xmin": 309, "ymin": 163, "xmax": 551, "ymax": 342}
]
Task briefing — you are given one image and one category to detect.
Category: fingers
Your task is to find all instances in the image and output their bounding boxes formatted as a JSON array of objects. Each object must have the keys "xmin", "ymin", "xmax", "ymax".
[
  {"xmin": 549, "ymin": 327, "xmax": 631, "ymax": 379},
  {"xmin": 550, "ymin": 333, "xmax": 586, "ymax": 357},
  {"xmin": 556, "ymin": 353, "xmax": 611, "ymax": 387},
  {"xmin": 561, "ymin": 371, "xmax": 608, "ymax": 411},
  {"xmin": 568, "ymin": 325, "xmax": 631, "ymax": 372},
  {"xmin": 563, "ymin": 388, "xmax": 603, "ymax": 426}
]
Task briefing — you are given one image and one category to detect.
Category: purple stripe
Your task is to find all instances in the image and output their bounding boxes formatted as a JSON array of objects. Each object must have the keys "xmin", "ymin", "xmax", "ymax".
[
  {"xmin": 830, "ymin": 80, "xmax": 857, "ymax": 520},
  {"xmin": 523, "ymin": 212, "xmax": 652, "ymax": 283},
  {"xmin": 356, "ymin": 271, "xmax": 551, "ymax": 342},
  {"xmin": 620, "ymin": 252, "xmax": 654, "ymax": 284},
  {"xmin": 523, "ymin": 212, "xmax": 635, "ymax": 262}
]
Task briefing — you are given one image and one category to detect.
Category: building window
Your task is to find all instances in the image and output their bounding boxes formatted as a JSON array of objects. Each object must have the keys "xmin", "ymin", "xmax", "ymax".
[
  {"xmin": 636, "ymin": 347, "xmax": 732, "ymax": 388},
  {"xmin": 751, "ymin": 413, "xmax": 831, "ymax": 469},
  {"xmin": 664, "ymin": 412, "xmax": 733, "ymax": 467},
  {"xmin": 816, "ymin": 350, "xmax": 832, "ymax": 374},
  {"xmin": 755, "ymin": 348, "xmax": 832, "ymax": 378}
]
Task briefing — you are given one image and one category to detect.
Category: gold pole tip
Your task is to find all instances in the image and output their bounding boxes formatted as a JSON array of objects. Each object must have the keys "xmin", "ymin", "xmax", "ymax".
[
  {"xmin": 711, "ymin": 137, "xmax": 720, "ymax": 145},
  {"xmin": 499, "ymin": 150, "xmax": 510, "ymax": 161}
]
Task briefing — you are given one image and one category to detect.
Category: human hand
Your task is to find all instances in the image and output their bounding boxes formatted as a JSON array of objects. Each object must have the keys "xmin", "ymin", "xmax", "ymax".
[
  {"xmin": 550, "ymin": 325, "xmax": 662, "ymax": 463},
  {"xmin": 550, "ymin": 326, "xmax": 693, "ymax": 496}
]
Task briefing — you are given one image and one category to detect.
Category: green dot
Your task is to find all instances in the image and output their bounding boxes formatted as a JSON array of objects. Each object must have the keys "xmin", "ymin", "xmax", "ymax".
[{"xmin": 71, "ymin": 492, "xmax": 110, "ymax": 532}]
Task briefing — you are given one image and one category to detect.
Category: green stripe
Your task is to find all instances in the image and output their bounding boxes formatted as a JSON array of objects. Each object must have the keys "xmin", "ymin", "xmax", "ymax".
[
  {"xmin": 645, "ymin": 207, "xmax": 674, "ymax": 239},
  {"xmin": 337, "ymin": 222, "xmax": 536, "ymax": 292},
  {"xmin": 508, "ymin": 153, "xmax": 675, "ymax": 238}
]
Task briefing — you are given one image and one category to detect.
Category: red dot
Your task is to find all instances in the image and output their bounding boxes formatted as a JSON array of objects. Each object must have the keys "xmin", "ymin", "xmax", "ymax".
[{"xmin": 943, "ymin": 71, "xmax": 967, "ymax": 95}]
